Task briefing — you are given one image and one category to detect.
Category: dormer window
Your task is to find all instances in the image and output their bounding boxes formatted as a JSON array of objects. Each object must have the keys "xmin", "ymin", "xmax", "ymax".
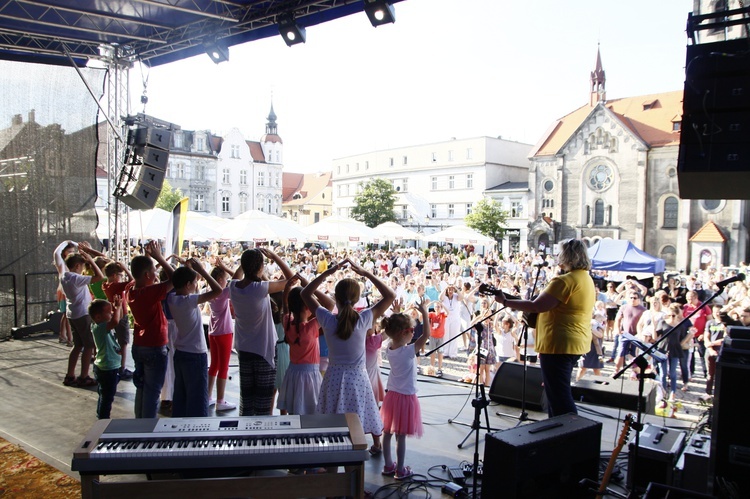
[{"xmin": 642, "ymin": 99, "xmax": 660, "ymax": 111}]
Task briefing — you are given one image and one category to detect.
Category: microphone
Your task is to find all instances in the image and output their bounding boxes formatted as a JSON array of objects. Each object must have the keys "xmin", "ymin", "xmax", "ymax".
[
  {"xmin": 715, "ymin": 273, "xmax": 745, "ymax": 289},
  {"xmin": 534, "ymin": 261, "xmax": 548, "ymax": 268},
  {"xmin": 474, "ymin": 323, "xmax": 484, "ymax": 334}
]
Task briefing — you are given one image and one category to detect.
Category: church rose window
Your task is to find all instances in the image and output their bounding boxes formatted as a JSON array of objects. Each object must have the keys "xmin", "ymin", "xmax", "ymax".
[{"xmin": 588, "ymin": 164, "xmax": 613, "ymax": 192}]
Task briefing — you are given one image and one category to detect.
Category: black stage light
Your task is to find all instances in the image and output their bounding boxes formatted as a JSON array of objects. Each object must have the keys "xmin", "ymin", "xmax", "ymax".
[
  {"xmin": 364, "ymin": 0, "xmax": 396, "ymax": 27},
  {"xmin": 278, "ymin": 15, "xmax": 306, "ymax": 46},
  {"xmin": 204, "ymin": 39, "xmax": 229, "ymax": 63}
]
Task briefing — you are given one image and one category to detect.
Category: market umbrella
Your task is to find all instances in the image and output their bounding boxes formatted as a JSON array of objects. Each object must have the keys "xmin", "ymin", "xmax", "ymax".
[
  {"xmin": 302, "ymin": 215, "xmax": 378, "ymax": 244},
  {"xmin": 373, "ymin": 221, "xmax": 422, "ymax": 243},
  {"xmin": 424, "ymin": 224, "xmax": 496, "ymax": 246},
  {"xmin": 222, "ymin": 210, "xmax": 307, "ymax": 243}
]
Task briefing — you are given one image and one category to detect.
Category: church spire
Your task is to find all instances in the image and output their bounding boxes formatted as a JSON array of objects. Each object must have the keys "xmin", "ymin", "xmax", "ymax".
[
  {"xmin": 590, "ymin": 44, "xmax": 606, "ymax": 107},
  {"xmin": 265, "ymin": 102, "xmax": 278, "ymax": 135}
]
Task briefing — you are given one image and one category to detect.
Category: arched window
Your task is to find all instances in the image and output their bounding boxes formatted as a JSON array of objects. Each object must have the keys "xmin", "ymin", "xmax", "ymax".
[
  {"xmin": 594, "ymin": 199, "xmax": 605, "ymax": 226},
  {"xmin": 661, "ymin": 245, "xmax": 677, "ymax": 269},
  {"xmin": 663, "ymin": 196, "xmax": 679, "ymax": 228}
]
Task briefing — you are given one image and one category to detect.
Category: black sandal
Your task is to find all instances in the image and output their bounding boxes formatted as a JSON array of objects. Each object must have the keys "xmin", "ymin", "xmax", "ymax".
[
  {"xmin": 76, "ymin": 376, "xmax": 97, "ymax": 387},
  {"xmin": 62, "ymin": 375, "xmax": 76, "ymax": 386}
]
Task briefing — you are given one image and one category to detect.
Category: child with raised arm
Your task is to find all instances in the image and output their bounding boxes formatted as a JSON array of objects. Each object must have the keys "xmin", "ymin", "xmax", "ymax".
[
  {"xmin": 167, "ymin": 258, "xmax": 223, "ymax": 417},
  {"xmin": 277, "ymin": 274, "xmax": 335, "ymax": 415},
  {"xmin": 101, "ymin": 261, "xmax": 134, "ymax": 380},
  {"xmin": 301, "ymin": 258, "xmax": 396, "ymax": 458},
  {"xmin": 229, "ymin": 247, "xmax": 294, "ymax": 416},
  {"xmin": 89, "ymin": 296, "xmax": 122, "ymax": 419},
  {"xmin": 379, "ymin": 298, "xmax": 431, "ymax": 480},
  {"xmin": 206, "ymin": 257, "xmax": 236, "ymax": 411},
  {"xmin": 55, "ymin": 241, "xmax": 105, "ymax": 387},
  {"xmin": 127, "ymin": 240, "xmax": 174, "ymax": 419}
]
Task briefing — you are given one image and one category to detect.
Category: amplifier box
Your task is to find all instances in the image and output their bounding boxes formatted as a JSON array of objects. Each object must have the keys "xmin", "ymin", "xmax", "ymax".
[
  {"xmin": 482, "ymin": 414, "xmax": 601, "ymax": 498},
  {"xmin": 675, "ymin": 434, "xmax": 711, "ymax": 493},
  {"xmin": 572, "ymin": 375, "xmax": 657, "ymax": 413},
  {"xmin": 628, "ymin": 424, "xmax": 687, "ymax": 492},
  {"xmin": 643, "ymin": 482, "xmax": 713, "ymax": 499}
]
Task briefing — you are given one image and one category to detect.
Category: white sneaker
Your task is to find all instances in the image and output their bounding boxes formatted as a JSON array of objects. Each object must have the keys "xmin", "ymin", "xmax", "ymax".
[
  {"xmin": 208, "ymin": 398, "xmax": 216, "ymax": 406},
  {"xmin": 216, "ymin": 400, "xmax": 236, "ymax": 411}
]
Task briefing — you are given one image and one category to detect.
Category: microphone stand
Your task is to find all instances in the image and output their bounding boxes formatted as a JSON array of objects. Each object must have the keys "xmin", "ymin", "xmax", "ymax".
[
  {"xmin": 613, "ymin": 285, "xmax": 724, "ymax": 498},
  {"xmin": 496, "ymin": 264, "xmax": 546, "ymax": 424},
  {"xmin": 426, "ymin": 308, "xmax": 505, "ymax": 451}
]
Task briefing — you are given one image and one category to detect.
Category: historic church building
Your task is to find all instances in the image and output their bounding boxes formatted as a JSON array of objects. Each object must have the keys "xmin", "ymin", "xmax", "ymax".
[{"xmin": 527, "ymin": 48, "xmax": 749, "ymax": 272}]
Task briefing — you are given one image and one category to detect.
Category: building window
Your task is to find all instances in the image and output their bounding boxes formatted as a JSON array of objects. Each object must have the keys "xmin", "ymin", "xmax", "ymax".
[
  {"xmin": 702, "ymin": 199, "xmax": 723, "ymax": 213},
  {"xmin": 402, "ymin": 178, "xmax": 408, "ymax": 193},
  {"xmin": 267, "ymin": 198, "xmax": 272, "ymax": 213},
  {"xmin": 431, "ymin": 204, "xmax": 437, "ymax": 218},
  {"xmin": 542, "ymin": 198, "xmax": 554, "ymax": 208},
  {"xmin": 275, "ymin": 172, "xmax": 280, "ymax": 187},
  {"xmin": 231, "ymin": 145, "xmax": 239, "ymax": 159},
  {"xmin": 448, "ymin": 204, "xmax": 455, "ymax": 218},
  {"xmin": 449, "ymin": 175, "xmax": 455, "ymax": 189},
  {"xmin": 588, "ymin": 164, "xmax": 614, "ymax": 192},
  {"xmin": 365, "ymin": 161, "xmax": 369, "ymax": 170},
  {"xmin": 431, "ymin": 176, "xmax": 438, "ymax": 190},
  {"xmin": 672, "ymin": 121, "xmax": 681, "ymax": 132},
  {"xmin": 356, "ymin": 162, "xmax": 360, "ymax": 171},
  {"xmin": 346, "ymin": 164, "xmax": 350, "ymax": 173},
  {"xmin": 594, "ymin": 199, "xmax": 605, "ymax": 226},
  {"xmin": 389, "ymin": 157, "xmax": 394, "ymax": 167},
  {"xmin": 194, "ymin": 194, "xmax": 204, "ymax": 211},
  {"xmin": 663, "ymin": 196, "xmax": 679, "ymax": 228},
  {"xmin": 275, "ymin": 151, "xmax": 280, "ymax": 163},
  {"xmin": 222, "ymin": 194, "xmax": 230, "ymax": 213},
  {"xmin": 543, "ymin": 179, "xmax": 554, "ymax": 192},
  {"xmin": 448, "ymin": 150, "xmax": 454, "ymax": 161},
  {"xmin": 337, "ymin": 165, "xmax": 341, "ymax": 174},
  {"xmin": 661, "ymin": 245, "xmax": 677, "ymax": 269},
  {"xmin": 239, "ymin": 194, "xmax": 247, "ymax": 213},
  {"xmin": 466, "ymin": 174, "xmax": 473, "ymax": 189},
  {"xmin": 166, "ymin": 162, "xmax": 172, "ymax": 178},
  {"xmin": 466, "ymin": 203, "xmax": 472, "ymax": 215},
  {"xmin": 511, "ymin": 201, "xmax": 522, "ymax": 218},
  {"xmin": 240, "ymin": 170, "xmax": 247, "ymax": 185},
  {"xmin": 466, "ymin": 148, "xmax": 473, "ymax": 160},
  {"xmin": 401, "ymin": 205, "xmax": 408, "ymax": 220},
  {"xmin": 195, "ymin": 163, "xmax": 205, "ymax": 181},
  {"xmin": 402, "ymin": 155, "xmax": 408, "ymax": 166},
  {"xmin": 196, "ymin": 137, "xmax": 205, "ymax": 151},
  {"xmin": 175, "ymin": 163, "xmax": 184, "ymax": 179},
  {"xmin": 337, "ymin": 185, "xmax": 342, "ymax": 197},
  {"xmin": 257, "ymin": 171, "xmax": 264, "ymax": 186},
  {"xmin": 431, "ymin": 152, "xmax": 437, "ymax": 162},
  {"xmin": 222, "ymin": 168, "xmax": 230, "ymax": 184}
]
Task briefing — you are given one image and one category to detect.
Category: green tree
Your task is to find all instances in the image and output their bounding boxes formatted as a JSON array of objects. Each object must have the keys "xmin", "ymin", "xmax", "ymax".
[
  {"xmin": 155, "ymin": 179, "xmax": 184, "ymax": 211},
  {"xmin": 350, "ymin": 178, "xmax": 397, "ymax": 228},
  {"xmin": 464, "ymin": 197, "xmax": 508, "ymax": 242}
]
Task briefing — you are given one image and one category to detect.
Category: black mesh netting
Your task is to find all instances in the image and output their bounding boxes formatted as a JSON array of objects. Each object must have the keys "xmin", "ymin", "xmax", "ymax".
[{"xmin": 1, "ymin": 60, "xmax": 104, "ymax": 336}]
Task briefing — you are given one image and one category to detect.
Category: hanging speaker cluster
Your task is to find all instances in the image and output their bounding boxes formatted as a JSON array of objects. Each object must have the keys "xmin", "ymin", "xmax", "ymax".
[{"xmin": 115, "ymin": 115, "xmax": 176, "ymax": 210}]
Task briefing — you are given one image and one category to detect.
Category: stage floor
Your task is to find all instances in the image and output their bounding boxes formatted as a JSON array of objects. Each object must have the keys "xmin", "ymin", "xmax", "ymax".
[{"xmin": 0, "ymin": 333, "xmax": 709, "ymax": 498}]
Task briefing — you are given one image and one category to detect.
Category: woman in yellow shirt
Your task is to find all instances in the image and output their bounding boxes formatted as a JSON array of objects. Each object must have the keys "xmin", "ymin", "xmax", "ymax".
[{"xmin": 492, "ymin": 239, "xmax": 595, "ymax": 417}]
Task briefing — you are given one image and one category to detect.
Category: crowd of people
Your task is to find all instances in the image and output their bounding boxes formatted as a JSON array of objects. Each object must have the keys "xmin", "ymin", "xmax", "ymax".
[{"xmin": 53, "ymin": 237, "xmax": 750, "ymax": 471}]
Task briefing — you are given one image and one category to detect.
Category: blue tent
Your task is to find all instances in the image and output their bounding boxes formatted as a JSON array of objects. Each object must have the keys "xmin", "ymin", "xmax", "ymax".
[{"xmin": 587, "ymin": 239, "xmax": 665, "ymax": 274}]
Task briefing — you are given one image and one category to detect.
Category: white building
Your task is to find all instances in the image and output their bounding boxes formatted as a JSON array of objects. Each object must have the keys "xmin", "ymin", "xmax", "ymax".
[{"xmin": 332, "ymin": 136, "xmax": 533, "ymax": 244}]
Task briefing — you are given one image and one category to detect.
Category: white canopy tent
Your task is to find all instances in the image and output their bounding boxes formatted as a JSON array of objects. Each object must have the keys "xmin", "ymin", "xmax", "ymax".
[
  {"xmin": 303, "ymin": 215, "xmax": 378, "ymax": 244},
  {"xmin": 424, "ymin": 224, "xmax": 497, "ymax": 246},
  {"xmin": 222, "ymin": 209, "xmax": 308, "ymax": 243}
]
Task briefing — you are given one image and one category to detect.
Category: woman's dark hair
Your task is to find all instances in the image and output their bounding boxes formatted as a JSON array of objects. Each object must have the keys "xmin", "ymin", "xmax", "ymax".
[
  {"xmin": 172, "ymin": 266, "xmax": 197, "ymax": 289},
  {"xmin": 334, "ymin": 278, "xmax": 361, "ymax": 340},
  {"xmin": 286, "ymin": 286, "xmax": 305, "ymax": 343},
  {"xmin": 380, "ymin": 313, "xmax": 412, "ymax": 339},
  {"xmin": 269, "ymin": 291, "xmax": 283, "ymax": 324},
  {"xmin": 240, "ymin": 249, "xmax": 264, "ymax": 282}
]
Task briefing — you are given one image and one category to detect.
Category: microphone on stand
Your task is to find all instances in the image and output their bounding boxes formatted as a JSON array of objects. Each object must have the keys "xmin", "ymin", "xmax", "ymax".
[
  {"xmin": 534, "ymin": 261, "xmax": 548, "ymax": 268},
  {"xmin": 715, "ymin": 273, "xmax": 745, "ymax": 289}
]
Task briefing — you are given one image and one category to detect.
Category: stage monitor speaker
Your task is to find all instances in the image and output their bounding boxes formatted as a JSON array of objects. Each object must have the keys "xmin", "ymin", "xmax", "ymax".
[
  {"xmin": 572, "ymin": 375, "xmax": 657, "ymax": 412},
  {"xmin": 675, "ymin": 434, "xmax": 711, "ymax": 494},
  {"xmin": 132, "ymin": 126, "xmax": 171, "ymax": 150},
  {"xmin": 642, "ymin": 482, "xmax": 713, "ymax": 499},
  {"xmin": 116, "ymin": 180, "xmax": 161, "ymax": 211},
  {"xmin": 677, "ymin": 38, "xmax": 750, "ymax": 199},
  {"xmin": 628, "ymin": 424, "xmax": 686, "ymax": 493},
  {"xmin": 489, "ymin": 361, "xmax": 545, "ymax": 412},
  {"xmin": 482, "ymin": 414, "xmax": 602, "ymax": 498},
  {"xmin": 709, "ymin": 347, "xmax": 750, "ymax": 496}
]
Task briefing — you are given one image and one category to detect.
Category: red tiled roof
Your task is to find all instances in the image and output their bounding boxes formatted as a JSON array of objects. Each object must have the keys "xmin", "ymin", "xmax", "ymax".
[
  {"xmin": 689, "ymin": 221, "xmax": 727, "ymax": 243},
  {"xmin": 533, "ymin": 90, "xmax": 684, "ymax": 157},
  {"xmin": 282, "ymin": 171, "xmax": 332, "ymax": 205},
  {"xmin": 247, "ymin": 141, "xmax": 265, "ymax": 162},
  {"xmin": 261, "ymin": 133, "xmax": 283, "ymax": 144}
]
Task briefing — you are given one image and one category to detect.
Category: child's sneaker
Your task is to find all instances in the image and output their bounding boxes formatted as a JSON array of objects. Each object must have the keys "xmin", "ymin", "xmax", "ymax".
[
  {"xmin": 382, "ymin": 462, "xmax": 397, "ymax": 476},
  {"xmin": 395, "ymin": 466, "xmax": 413, "ymax": 480},
  {"xmin": 216, "ymin": 400, "xmax": 236, "ymax": 411}
]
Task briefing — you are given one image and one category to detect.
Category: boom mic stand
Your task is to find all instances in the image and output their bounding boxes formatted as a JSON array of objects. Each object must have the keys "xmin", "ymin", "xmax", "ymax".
[
  {"xmin": 496, "ymin": 263, "xmax": 546, "ymax": 424},
  {"xmin": 613, "ymin": 284, "xmax": 727, "ymax": 498}
]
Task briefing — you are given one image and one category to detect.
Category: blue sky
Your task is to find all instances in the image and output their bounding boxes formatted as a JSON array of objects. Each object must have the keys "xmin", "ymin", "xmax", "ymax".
[{"xmin": 135, "ymin": 0, "xmax": 693, "ymax": 173}]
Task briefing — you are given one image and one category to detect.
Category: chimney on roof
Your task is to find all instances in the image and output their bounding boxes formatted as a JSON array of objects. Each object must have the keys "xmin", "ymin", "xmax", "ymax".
[
  {"xmin": 590, "ymin": 45, "xmax": 606, "ymax": 107},
  {"xmin": 12, "ymin": 114, "xmax": 22, "ymax": 126},
  {"xmin": 28, "ymin": 109, "xmax": 35, "ymax": 123}
]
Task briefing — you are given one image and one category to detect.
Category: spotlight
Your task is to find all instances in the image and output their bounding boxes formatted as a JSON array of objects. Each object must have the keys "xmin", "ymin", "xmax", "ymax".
[
  {"xmin": 364, "ymin": 0, "xmax": 395, "ymax": 27},
  {"xmin": 204, "ymin": 39, "xmax": 229, "ymax": 64},
  {"xmin": 278, "ymin": 15, "xmax": 306, "ymax": 46}
]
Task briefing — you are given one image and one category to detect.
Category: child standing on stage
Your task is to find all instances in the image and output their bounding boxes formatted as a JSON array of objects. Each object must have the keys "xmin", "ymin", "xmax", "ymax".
[
  {"xmin": 301, "ymin": 258, "xmax": 395, "ymax": 459},
  {"xmin": 379, "ymin": 299, "xmax": 431, "ymax": 480},
  {"xmin": 89, "ymin": 296, "xmax": 122, "ymax": 419},
  {"xmin": 206, "ymin": 258, "xmax": 236, "ymax": 412},
  {"xmin": 167, "ymin": 258, "xmax": 223, "ymax": 417},
  {"xmin": 277, "ymin": 274, "xmax": 334, "ymax": 415}
]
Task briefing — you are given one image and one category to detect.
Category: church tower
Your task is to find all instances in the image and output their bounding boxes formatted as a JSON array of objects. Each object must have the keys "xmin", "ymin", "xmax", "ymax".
[
  {"xmin": 260, "ymin": 102, "xmax": 283, "ymax": 164},
  {"xmin": 590, "ymin": 45, "xmax": 606, "ymax": 107}
]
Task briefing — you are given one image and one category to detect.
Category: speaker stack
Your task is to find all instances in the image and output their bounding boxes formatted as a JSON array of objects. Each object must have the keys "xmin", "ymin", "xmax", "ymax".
[
  {"xmin": 115, "ymin": 122, "xmax": 172, "ymax": 210},
  {"xmin": 677, "ymin": 37, "xmax": 750, "ymax": 199},
  {"xmin": 488, "ymin": 361, "xmax": 546, "ymax": 412}
]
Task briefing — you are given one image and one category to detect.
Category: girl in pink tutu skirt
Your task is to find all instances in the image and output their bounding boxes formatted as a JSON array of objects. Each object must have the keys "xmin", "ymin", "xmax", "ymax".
[
  {"xmin": 378, "ymin": 298, "xmax": 431, "ymax": 480},
  {"xmin": 301, "ymin": 258, "xmax": 396, "ymax": 458}
]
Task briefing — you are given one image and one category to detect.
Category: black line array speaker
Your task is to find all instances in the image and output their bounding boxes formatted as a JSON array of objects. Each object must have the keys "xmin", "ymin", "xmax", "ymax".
[
  {"xmin": 709, "ymin": 347, "xmax": 750, "ymax": 496},
  {"xmin": 677, "ymin": 38, "xmax": 750, "ymax": 199},
  {"xmin": 489, "ymin": 361, "xmax": 546, "ymax": 412},
  {"xmin": 116, "ymin": 125, "xmax": 171, "ymax": 210},
  {"xmin": 482, "ymin": 414, "xmax": 602, "ymax": 498},
  {"xmin": 572, "ymin": 375, "xmax": 657, "ymax": 412}
]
